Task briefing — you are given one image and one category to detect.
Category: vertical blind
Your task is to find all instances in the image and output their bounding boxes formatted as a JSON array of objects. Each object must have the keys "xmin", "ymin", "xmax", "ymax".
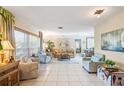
[{"xmin": 14, "ymin": 28, "xmax": 40, "ymax": 59}]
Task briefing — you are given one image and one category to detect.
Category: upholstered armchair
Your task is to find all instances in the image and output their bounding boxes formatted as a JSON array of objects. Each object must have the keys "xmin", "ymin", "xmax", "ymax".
[
  {"xmin": 38, "ymin": 50, "xmax": 52, "ymax": 64},
  {"xmin": 84, "ymin": 49, "xmax": 94, "ymax": 57},
  {"xmin": 19, "ymin": 61, "xmax": 38, "ymax": 80}
]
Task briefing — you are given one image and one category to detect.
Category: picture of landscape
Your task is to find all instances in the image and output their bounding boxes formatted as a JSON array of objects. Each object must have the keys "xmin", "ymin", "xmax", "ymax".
[{"xmin": 101, "ymin": 28, "xmax": 124, "ymax": 52}]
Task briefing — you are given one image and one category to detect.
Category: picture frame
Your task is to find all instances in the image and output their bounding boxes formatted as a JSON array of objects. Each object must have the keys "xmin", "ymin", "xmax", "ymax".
[{"xmin": 101, "ymin": 28, "xmax": 124, "ymax": 52}]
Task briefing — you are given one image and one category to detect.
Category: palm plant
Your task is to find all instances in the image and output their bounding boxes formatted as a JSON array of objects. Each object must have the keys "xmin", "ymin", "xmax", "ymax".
[{"xmin": 46, "ymin": 40, "xmax": 55, "ymax": 52}]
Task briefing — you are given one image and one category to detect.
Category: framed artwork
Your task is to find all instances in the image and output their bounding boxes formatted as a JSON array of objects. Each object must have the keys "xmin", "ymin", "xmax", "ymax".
[{"xmin": 101, "ymin": 28, "xmax": 124, "ymax": 52}]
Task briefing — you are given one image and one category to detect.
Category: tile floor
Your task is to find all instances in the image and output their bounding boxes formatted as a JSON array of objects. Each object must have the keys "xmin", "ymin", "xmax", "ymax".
[{"xmin": 20, "ymin": 54, "xmax": 106, "ymax": 86}]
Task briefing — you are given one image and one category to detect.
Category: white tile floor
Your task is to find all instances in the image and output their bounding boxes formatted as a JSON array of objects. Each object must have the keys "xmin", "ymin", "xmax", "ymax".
[{"xmin": 20, "ymin": 54, "xmax": 106, "ymax": 86}]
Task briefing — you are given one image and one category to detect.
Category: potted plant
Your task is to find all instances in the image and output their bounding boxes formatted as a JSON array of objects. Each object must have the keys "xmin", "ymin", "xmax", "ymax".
[
  {"xmin": 46, "ymin": 40, "xmax": 55, "ymax": 52},
  {"xmin": 105, "ymin": 59, "xmax": 116, "ymax": 67}
]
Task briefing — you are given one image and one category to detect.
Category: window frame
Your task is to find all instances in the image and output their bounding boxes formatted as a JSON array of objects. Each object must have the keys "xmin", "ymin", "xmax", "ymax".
[
  {"xmin": 14, "ymin": 26, "xmax": 40, "ymax": 58},
  {"xmin": 86, "ymin": 37, "xmax": 94, "ymax": 49}
]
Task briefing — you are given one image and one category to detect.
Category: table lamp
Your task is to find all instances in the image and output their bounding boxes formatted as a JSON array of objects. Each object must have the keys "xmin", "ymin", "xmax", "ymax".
[{"xmin": 0, "ymin": 40, "xmax": 14, "ymax": 63}]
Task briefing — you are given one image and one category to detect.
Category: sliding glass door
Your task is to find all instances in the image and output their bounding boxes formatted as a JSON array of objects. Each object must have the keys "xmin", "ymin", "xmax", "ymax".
[
  {"xmin": 14, "ymin": 28, "xmax": 40, "ymax": 59},
  {"xmin": 15, "ymin": 30, "xmax": 28, "ymax": 58},
  {"xmin": 29, "ymin": 35, "xmax": 40, "ymax": 56}
]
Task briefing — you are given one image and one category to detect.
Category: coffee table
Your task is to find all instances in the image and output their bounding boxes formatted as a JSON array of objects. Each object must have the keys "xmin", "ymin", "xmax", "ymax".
[{"xmin": 57, "ymin": 53, "xmax": 70, "ymax": 60}]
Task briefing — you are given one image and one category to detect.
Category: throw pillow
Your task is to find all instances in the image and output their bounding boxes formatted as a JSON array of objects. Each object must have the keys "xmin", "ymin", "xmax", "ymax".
[
  {"xmin": 20, "ymin": 57, "xmax": 27, "ymax": 63},
  {"xmin": 27, "ymin": 58, "xmax": 33, "ymax": 63}
]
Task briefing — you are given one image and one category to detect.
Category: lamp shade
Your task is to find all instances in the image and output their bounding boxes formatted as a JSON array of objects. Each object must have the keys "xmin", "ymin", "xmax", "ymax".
[{"xmin": 1, "ymin": 40, "xmax": 14, "ymax": 50}]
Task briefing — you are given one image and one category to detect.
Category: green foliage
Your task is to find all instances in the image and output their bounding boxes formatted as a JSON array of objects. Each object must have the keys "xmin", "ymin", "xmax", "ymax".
[
  {"xmin": 105, "ymin": 59, "xmax": 115, "ymax": 66},
  {"xmin": 46, "ymin": 40, "xmax": 55, "ymax": 51},
  {"xmin": 0, "ymin": 33, "xmax": 3, "ymax": 40}
]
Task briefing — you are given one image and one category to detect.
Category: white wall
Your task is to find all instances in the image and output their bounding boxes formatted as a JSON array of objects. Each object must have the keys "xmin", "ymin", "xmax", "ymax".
[
  {"xmin": 43, "ymin": 34, "xmax": 90, "ymax": 52},
  {"xmin": 15, "ymin": 18, "xmax": 39, "ymax": 35},
  {"xmin": 95, "ymin": 10, "xmax": 124, "ymax": 68}
]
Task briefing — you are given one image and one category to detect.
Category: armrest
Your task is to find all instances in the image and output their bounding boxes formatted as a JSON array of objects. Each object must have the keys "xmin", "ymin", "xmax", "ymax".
[
  {"xmin": 84, "ymin": 61, "xmax": 104, "ymax": 72},
  {"xmin": 90, "ymin": 61, "xmax": 104, "ymax": 66},
  {"xmin": 19, "ymin": 62, "xmax": 38, "ymax": 72}
]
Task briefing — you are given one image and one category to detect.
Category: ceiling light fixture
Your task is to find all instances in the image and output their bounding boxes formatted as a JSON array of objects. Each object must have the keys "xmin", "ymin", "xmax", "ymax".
[
  {"xmin": 58, "ymin": 27, "xmax": 63, "ymax": 30},
  {"xmin": 94, "ymin": 9, "xmax": 104, "ymax": 18}
]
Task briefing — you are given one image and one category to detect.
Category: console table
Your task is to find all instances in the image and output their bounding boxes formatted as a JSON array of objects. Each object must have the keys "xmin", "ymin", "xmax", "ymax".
[
  {"xmin": 97, "ymin": 64, "xmax": 124, "ymax": 86},
  {"xmin": 0, "ymin": 62, "xmax": 19, "ymax": 86}
]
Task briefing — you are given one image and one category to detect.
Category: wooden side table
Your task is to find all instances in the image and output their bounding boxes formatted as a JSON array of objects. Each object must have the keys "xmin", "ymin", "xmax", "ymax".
[{"xmin": 97, "ymin": 64, "xmax": 124, "ymax": 86}]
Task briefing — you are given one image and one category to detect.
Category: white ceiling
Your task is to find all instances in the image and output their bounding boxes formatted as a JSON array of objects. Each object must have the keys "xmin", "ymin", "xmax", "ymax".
[{"xmin": 4, "ymin": 6, "xmax": 124, "ymax": 35}]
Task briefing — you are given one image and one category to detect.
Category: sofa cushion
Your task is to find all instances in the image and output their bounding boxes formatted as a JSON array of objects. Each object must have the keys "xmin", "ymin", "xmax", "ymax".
[
  {"xmin": 95, "ymin": 53, "xmax": 103, "ymax": 58},
  {"xmin": 27, "ymin": 58, "xmax": 33, "ymax": 63},
  {"xmin": 20, "ymin": 57, "xmax": 28, "ymax": 63},
  {"xmin": 91, "ymin": 53, "xmax": 104, "ymax": 62},
  {"xmin": 91, "ymin": 56, "xmax": 100, "ymax": 62}
]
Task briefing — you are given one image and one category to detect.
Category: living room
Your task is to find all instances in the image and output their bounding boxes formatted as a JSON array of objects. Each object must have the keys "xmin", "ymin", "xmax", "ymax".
[{"xmin": 1, "ymin": 5, "xmax": 124, "ymax": 88}]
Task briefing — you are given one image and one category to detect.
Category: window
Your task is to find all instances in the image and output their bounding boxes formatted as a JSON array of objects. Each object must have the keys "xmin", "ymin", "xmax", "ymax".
[
  {"xmin": 14, "ymin": 28, "xmax": 40, "ymax": 59},
  {"xmin": 15, "ymin": 30, "xmax": 28, "ymax": 58},
  {"xmin": 29, "ymin": 35, "xmax": 40, "ymax": 56},
  {"xmin": 86, "ymin": 37, "xmax": 94, "ymax": 49}
]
